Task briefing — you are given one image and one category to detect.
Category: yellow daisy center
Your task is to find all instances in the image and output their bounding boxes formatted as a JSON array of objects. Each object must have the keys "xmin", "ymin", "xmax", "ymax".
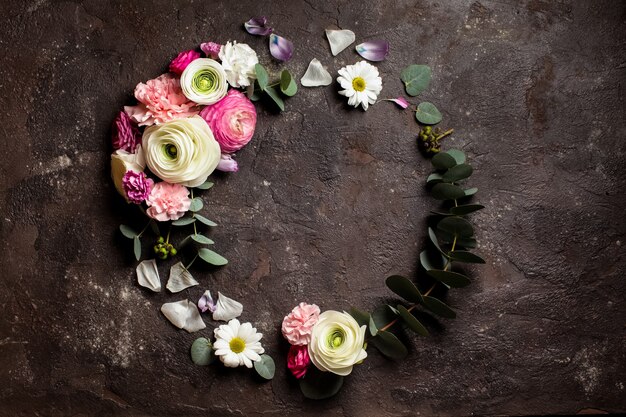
[
  {"xmin": 229, "ymin": 337, "xmax": 246, "ymax": 353},
  {"xmin": 352, "ymin": 76, "xmax": 366, "ymax": 92}
]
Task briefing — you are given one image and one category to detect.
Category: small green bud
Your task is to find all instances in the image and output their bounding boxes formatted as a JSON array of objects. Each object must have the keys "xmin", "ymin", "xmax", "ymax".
[
  {"xmin": 170, "ymin": 248, "xmax": 177, "ymax": 256},
  {"xmin": 157, "ymin": 236, "xmax": 165, "ymax": 244}
]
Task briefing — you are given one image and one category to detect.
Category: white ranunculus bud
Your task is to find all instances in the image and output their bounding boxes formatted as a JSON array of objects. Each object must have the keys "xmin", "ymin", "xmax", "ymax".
[
  {"xmin": 142, "ymin": 116, "xmax": 220, "ymax": 187},
  {"xmin": 218, "ymin": 41, "xmax": 259, "ymax": 88},
  {"xmin": 307, "ymin": 310, "xmax": 368, "ymax": 376}
]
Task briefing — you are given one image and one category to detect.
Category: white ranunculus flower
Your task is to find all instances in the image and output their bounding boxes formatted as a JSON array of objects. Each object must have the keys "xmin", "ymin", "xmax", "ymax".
[
  {"xmin": 111, "ymin": 146, "xmax": 146, "ymax": 199},
  {"xmin": 142, "ymin": 116, "xmax": 220, "ymax": 187},
  {"xmin": 218, "ymin": 41, "xmax": 258, "ymax": 88},
  {"xmin": 308, "ymin": 310, "xmax": 368, "ymax": 376},
  {"xmin": 180, "ymin": 58, "xmax": 228, "ymax": 105}
]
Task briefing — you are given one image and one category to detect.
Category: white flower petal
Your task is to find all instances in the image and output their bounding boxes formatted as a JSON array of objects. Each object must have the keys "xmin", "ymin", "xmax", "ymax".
[
  {"xmin": 136, "ymin": 259, "xmax": 161, "ymax": 292},
  {"xmin": 212, "ymin": 292, "xmax": 243, "ymax": 321},
  {"xmin": 166, "ymin": 262, "xmax": 199, "ymax": 293},
  {"xmin": 161, "ymin": 300, "xmax": 206, "ymax": 333},
  {"xmin": 301, "ymin": 58, "xmax": 333, "ymax": 87},
  {"xmin": 326, "ymin": 29, "xmax": 356, "ymax": 55}
]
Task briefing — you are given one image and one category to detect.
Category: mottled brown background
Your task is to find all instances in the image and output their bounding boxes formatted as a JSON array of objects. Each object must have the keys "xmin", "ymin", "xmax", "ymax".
[{"xmin": 1, "ymin": 0, "xmax": 625, "ymax": 416}]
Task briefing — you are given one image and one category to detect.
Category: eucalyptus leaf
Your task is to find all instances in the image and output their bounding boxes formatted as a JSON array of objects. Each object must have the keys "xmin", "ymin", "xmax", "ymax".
[
  {"xmin": 437, "ymin": 216, "xmax": 474, "ymax": 238},
  {"xmin": 369, "ymin": 315, "xmax": 378, "ymax": 336},
  {"xmin": 397, "ymin": 305, "xmax": 429, "ymax": 336},
  {"xmin": 422, "ymin": 296, "xmax": 456, "ymax": 319},
  {"xmin": 372, "ymin": 305, "xmax": 398, "ymax": 329},
  {"xmin": 133, "ymin": 236, "xmax": 141, "ymax": 260},
  {"xmin": 428, "ymin": 227, "xmax": 445, "ymax": 255},
  {"xmin": 255, "ymin": 63, "xmax": 269, "ymax": 89},
  {"xmin": 149, "ymin": 220, "xmax": 160, "ymax": 236},
  {"xmin": 426, "ymin": 269, "xmax": 471, "ymax": 288},
  {"xmin": 264, "ymin": 86, "xmax": 285, "ymax": 111},
  {"xmin": 189, "ymin": 198, "xmax": 203, "ymax": 212},
  {"xmin": 385, "ymin": 275, "xmax": 423, "ymax": 303},
  {"xmin": 445, "ymin": 149, "xmax": 466, "ymax": 164},
  {"xmin": 371, "ymin": 330, "xmax": 408, "ymax": 360},
  {"xmin": 195, "ymin": 181, "xmax": 214, "ymax": 190},
  {"xmin": 198, "ymin": 248, "xmax": 228, "ymax": 266},
  {"xmin": 400, "ymin": 64, "xmax": 431, "ymax": 96},
  {"xmin": 194, "ymin": 214, "xmax": 217, "ymax": 227},
  {"xmin": 416, "ymin": 102, "xmax": 442, "ymax": 125},
  {"xmin": 450, "ymin": 204, "xmax": 484, "ymax": 215},
  {"xmin": 349, "ymin": 307, "xmax": 371, "ymax": 328},
  {"xmin": 431, "ymin": 183, "xmax": 466, "ymax": 200},
  {"xmin": 191, "ymin": 337, "xmax": 216, "ymax": 366},
  {"xmin": 191, "ymin": 234, "xmax": 215, "ymax": 245},
  {"xmin": 299, "ymin": 369, "xmax": 344, "ymax": 400},
  {"xmin": 456, "ymin": 237, "xmax": 478, "ymax": 249},
  {"xmin": 450, "ymin": 250, "xmax": 486, "ymax": 264},
  {"xmin": 280, "ymin": 70, "xmax": 298, "ymax": 96},
  {"xmin": 442, "ymin": 164, "xmax": 473, "ymax": 182},
  {"xmin": 464, "ymin": 187, "xmax": 478, "ymax": 197},
  {"xmin": 172, "ymin": 217, "xmax": 196, "ymax": 226},
  {"xmin": 431, "ymin": 152, "xmax": 457, "ymax": 170},
  {"xmin": 254, "ymin": 354, "xmax": 276, "ymax": 380},
  {"xmin": 420, "ymin": 250, "xmax": 446, "ymax": 271},
  {"xmin": 119, "ymin": 224, "xmax": 137, "ymax": 239},
  {"xmin": 426, "ymin": 173, "xmax": 444, "ymax": 185}
]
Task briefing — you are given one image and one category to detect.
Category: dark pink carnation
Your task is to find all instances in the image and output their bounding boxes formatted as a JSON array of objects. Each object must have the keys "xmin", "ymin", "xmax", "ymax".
[
  {"xmin": 112, "ymin": 111, "xmax": 141, "ymax": 152},
  {"xmin": 199, "ymin": 89, "xmax": 256, "ymax": 154},
  {"xmin": 169, "ymin": 50, "xmax": 201, "ymax": 75},
  {"xmin": 201, "ymin": 42, "xmax": 223, "ymax": 59},
  {"xmin": 287, "ymin": 345, "xmax": 310, "ymax": 379},
  {"xmin": 122, "ymin": 170, "xmax": 154, "ymax": 204}
]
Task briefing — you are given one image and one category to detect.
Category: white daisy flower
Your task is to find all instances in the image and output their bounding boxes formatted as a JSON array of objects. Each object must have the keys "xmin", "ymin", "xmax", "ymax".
[
  {"xmin": 337, "ymin": 61, "xmax": 383, "ymax": 111},
  {"xmin": 213, "ymin": 319, "xmax": 264, "ymax": 368}
]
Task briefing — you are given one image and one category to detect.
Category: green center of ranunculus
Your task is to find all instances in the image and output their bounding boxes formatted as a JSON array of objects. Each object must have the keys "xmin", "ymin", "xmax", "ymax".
[
  {"xmin": 328, "ymin": 329, "xmax": 345, "ymax": 348},
  {"xmin": 193, "ymin": 69, "xmax": 218, "ymax": 93},
  {"xmin": 164, "ymin": 144, "xmax": 177, "ymax": 159}
]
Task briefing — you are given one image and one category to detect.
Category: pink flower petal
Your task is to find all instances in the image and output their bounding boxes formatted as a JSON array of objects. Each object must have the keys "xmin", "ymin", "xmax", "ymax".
[
  {"xmin": 388, "ymin": 97, "xmax": 410, "ymax": 109},
  {"xmin": 355, "ymin": 40, "xmax": 389, "ymax": 62},
  {"xmin": 269, "ymin": 34, "xmax": 294, "ymax": 62}
]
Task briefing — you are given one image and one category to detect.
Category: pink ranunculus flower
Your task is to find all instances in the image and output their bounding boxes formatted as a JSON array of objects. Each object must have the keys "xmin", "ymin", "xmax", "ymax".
[
  {"xmin": 145, "ymin": 182, "xmax": 191, "ymax": 221},
  {"xmin": 282, "ymin": 302, "xmax": 321, "ymax": 346},
  {"xmin": 112, "ymin": 111, "xmax": 141, "ymax": 152},
  {"xmin": 122, "ymin": 170, "xmax": 154, "ymax": 204},
  {"xmin": 169, "ymin": 49, "xmax": 201, "ymax": 75},
  {"xmin": 287, "ymin": 345, "xmax": 310, "ymax": 379},
  {"xmin": 201, "ymin": 42, "xmax": 223, "ymax": 59},
  {"xmin": 124, "ymin": 73, "xmax": 198, "ymax": 127},
  {"xmin": 199, "ymin": 89, "xmax": 256, "ymax": 154}
]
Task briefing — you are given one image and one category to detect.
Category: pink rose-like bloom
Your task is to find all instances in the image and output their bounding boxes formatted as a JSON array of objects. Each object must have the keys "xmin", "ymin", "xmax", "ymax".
[
  {"xmin": 124, "ymin": 73, "xmax": 198, "ymax": 127},
  {"xmin": 169, "ymin": 49, "xmax": 201, "ymax": 75},
  {"xmin": 199, "ymin": 89, "xmax": 256, "ymax": 154},
  {"xmin": 146, "ymin": 182, "xmax": 191, "ymax": 221},
  {"xmin": 122, "ymin": 170, "xmax": 154, "ymax": 204},
  {"xmin": 201, "ymin": 42, "xmax": 223, "ymax": 59},
  {"xmin": 112, "ymin": 111, "xmax": 141, "ymax": 152},
  {"xmin": 287, "ymin": 345, "xmax": 310, "ymax": 379},
  {"xmin": 281, "ymin": 302, "xmax": 321, "ymax": 346}
]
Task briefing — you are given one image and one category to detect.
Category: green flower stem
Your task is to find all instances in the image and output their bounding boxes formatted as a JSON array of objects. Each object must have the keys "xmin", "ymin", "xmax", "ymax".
[
  {"xmin": 254, "ymin": 81, "xmax": 280, "ymax": 92},
  {"xmin": 137, "ymin": 220, "xmax": 151, "ymax": 238},
  {"xmin": 436, "ymin": 128, "xmax": 454, "ymax": 141},
  {"xmin": 165, "ymin": 225, "xmax": 172, "ymax": 244},
  {"xmin": 190, "ymin": 189, "xmax": 198, "ymax": 235},
  {"xmin": 185, "ymin": 254, "xmax": 198, "ymax": 270}
]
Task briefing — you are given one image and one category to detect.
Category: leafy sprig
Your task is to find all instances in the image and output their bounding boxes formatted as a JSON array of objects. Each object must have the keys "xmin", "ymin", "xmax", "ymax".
[{"xmin": 248, "ymin": 63, "xmax": 297, "ymax": 111}]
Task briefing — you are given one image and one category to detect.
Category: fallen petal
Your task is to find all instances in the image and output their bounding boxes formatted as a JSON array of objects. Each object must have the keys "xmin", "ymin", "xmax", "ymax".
[
  {"xmin": 136, "ymin": 259, "xmax": 161, "ymax": 292},
  {"xmin": 269, "ymin": 34, "xmax": 294, "ymax": 62},
  {"xmin": 216, "ymin": 154, "xmax": 239, "ymax": 172},
  {"xmin": 161, "ymin": 300, "xmax": 206, "ymax": 332},
  {"xmin": 244, "ymin": 16, "xmax": 273, "ymax": 36},
  {"xmin": 301, "ymin": 58, "xmax": 333, "ymax": 87},
  {"xmin": 198, "ymin": 290, "xmax": 217, "ymax": 313},
  {"xmin": 325, "ymin": 29, "xmax": 355, "ymax": 56},
  {"xmin": 387, "ymin": 97, "xmax": 410, "ymax": 109},
  {"xmin": 166, "ymin": 262, "xmax": 199, "ymax": 293},
  {"xmin": 355, "ymin": 40, "xmax": 390, "ymax": 62},
  {"xmin": 212, "ymin": 292, "xmax": 243, "ymax": 321}
]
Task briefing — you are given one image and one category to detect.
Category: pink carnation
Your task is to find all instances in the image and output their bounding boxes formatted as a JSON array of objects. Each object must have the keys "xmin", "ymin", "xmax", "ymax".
[
  {"xmin": 199, "ymin": 89, "xmax": 256, "ymax": 154},
  {"xmin": 122, "ymin": 170, "xmax": 154, "ymax": 204},
  {"xmin": 112, "ymin": 111, "xmax": 141, "ymax": 152},
  {"xmin": 201, "ymin": 42, "xmax": 223, "ymax": 59},
  {"xmin": 287, "ymin": 345, "xmax": 310, "ymax": 379},
  {"xmin": 124, "ymin": 73, "xmax": 198, "ymax": 127},
  {"xmin": 169, "ymin": 49, "xmax": 201, "ymax": 75},
  {"xmin": 146, "ymin": 182, "xmax": 191, "ymax": 221},
  {"xmin": 281, "ymin": 302, "xmax": 320, "ymax": 346}
]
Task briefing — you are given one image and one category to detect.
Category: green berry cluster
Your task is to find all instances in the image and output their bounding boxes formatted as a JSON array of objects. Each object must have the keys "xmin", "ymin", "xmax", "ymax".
[
  {"xmin": 154, "ymin": 236, "xmax": 177, "ymax": 260},
  {"xmin": 418, "ymin": 126, "xmax": 453, "ymax": 154}
]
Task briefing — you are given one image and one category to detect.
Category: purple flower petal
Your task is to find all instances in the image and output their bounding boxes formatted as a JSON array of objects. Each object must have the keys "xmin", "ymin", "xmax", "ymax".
[
  {"xmin": 269, "ymin": 34, "xmax": 294, "ymax": 62},
  {"xmin": 388, "ymin": 97, "xmax": 410, "ymax": 109},
  {"xmin": 216, "ymin": 154, "xmax": 239, "ymax": 172},
  {"xmin": 244, "ymin": 16, "xmax": 273, "ymax": 36},
  {"xmin": 198, "ymin": 290, "xmax": 216, "ymax": 313},
  {"xmin": 355, "ymin": 40, "xmax": 389, "ymax": 62}
]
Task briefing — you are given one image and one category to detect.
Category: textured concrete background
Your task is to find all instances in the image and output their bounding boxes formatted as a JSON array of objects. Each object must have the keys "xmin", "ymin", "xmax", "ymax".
[{"xmin": 1, "ymin": 0, "xmax": 625, "ymax": 416}]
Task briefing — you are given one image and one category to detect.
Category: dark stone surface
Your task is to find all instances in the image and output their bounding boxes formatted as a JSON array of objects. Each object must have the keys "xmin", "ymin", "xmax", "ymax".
[{"xmin": 1, "ymin": 0, "xmax": 625, "ymax": 415}]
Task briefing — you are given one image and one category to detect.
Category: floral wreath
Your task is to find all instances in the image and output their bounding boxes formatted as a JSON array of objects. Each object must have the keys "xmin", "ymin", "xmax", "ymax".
[{"xmin": 110, "ymin": 17, "xmax": 484, "ymax": 399}]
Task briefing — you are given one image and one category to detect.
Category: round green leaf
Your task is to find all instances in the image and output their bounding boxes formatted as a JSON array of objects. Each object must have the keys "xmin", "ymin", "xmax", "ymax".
[
  {"xmin": 397, "ymin": 305, "xmax": 429, "ymax": 336},
  {"xmin": 280, "ymin": 70, "xmax": 298, "ymax": 96},
  {"xmin": 254, "ymin": 63, "xmax": 269, "ymax": 90},
  {"xmin": 191, "ymin": 234, "xmax": 214, "ymax": 245},
  {"xmin": 416, "ymin": 102, "xmax": 442, "ymax": 125},
  {"xmin": 450, "ymin": 204, "xmax": 484, "ymax": 215},
  {"xmin": 172, "ymin": 217, "xmax": 196, "ymax": 226},
  {"xmin": 371, "ymin": 330, "xmax": 408, "ymax": 360},
  {"xmin": 194, "ymin": 214, "xmax": 217, "ymax": 227},
  {"xmin": 349, "ymin": 308, "xmax": 371, "ymax": 328},
  {"xmin": 420, "ymin": 250, "xmax": 446, "ymax": 271},
  {"xmin": 264, "ymin": 86, "xmax": 285, "ymax": 111},
  {"xmin": 195, "ymin": 181, "xmax": 214, "ymax": 190},
  {"xmin": 427, "ymin": 173, "xmax": 444, "ymax": 185},
  {"xmin": 368, "ymin": 315, "xmax": 378, "ymax": 336},
  {"xmin": 464, "ymin": 187, "xmax": 478, "ymax": 197},
  {"xmin": 450, "ymin": 250, "xmax": 485, "ymax": 264},
  {"xmin": 149, "ymin": 220, "xmax": 160, "ymax": 236},
  {"xmin": 442, "ymin": 164, "xmax": 473, "ymax": 182},
  {"xmin": 119, "ymin": 225, "xmax": 137, "ymax": 239},
  {"xmin": 299, "ymin": 369, "xmax": 344, "ymax": 400},
  {"xmin": 189, "ymin": 198, "xmax": 203, "ymax": 212},
  {"xmin": 191, "ymin": 337, "xmax": 216, "ymax": 366},
  {"xmin": 254, "ymin": 354, "xmax": 275, "ymax": 380},
  {"xmin": 445, "ymin": 149, "xmax": 466, "ymax": 164},
  {"xmin": 431, "ymin": 183, "xmax": 466, "ymax": 200},
  {"xmin": 133, "ymin": 236, "xmax": 141, "ymax": 261},
  {"xmin": 198, "ymin": 248, "xmax": 228, "ymax": 266},
  {"xmin": 426, "ymin": 269, "xmax": 471, "ymax": 288},
  {"xmin": 372, "ymin": 305, "xmax": 398, "ymax": 329},
  {"xmin": 422, "ymin": 296, "xmax": 456, "ymax": 319},
  {"xmin": 456, "ymin": 237, "xmax": 477, "ymax": 249},
  {"xmin": 437, "ymin": 216, "xmax": 474, "ymax": 238},
  {"xmin": 431, "ymin": 152, "xmax": 457, "ymax": 170},
  {"xmin": 428, "ymin": 227, "xmax": 445, "ymax": 255},
  {"xmin": 400, "ymin": 64, "xmax": 431, "ymax": 96},
  {"xmin": 385, "ymin": 275, "xmax": 423, "ymax": 303}
]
